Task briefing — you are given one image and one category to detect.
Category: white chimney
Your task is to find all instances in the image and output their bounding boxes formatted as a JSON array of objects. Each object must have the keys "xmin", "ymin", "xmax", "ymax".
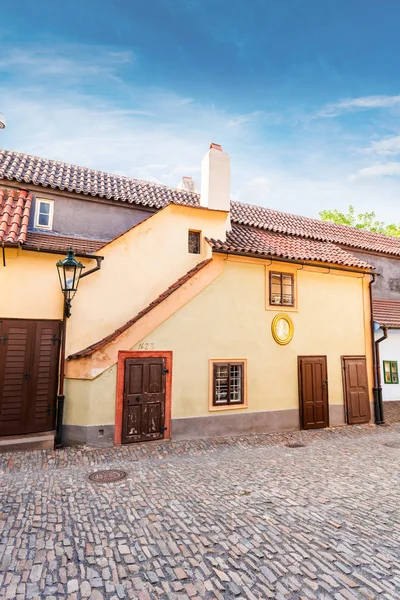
[
  {"xmin": 178, "ymin": 176, "xmax": 197, "ymax": 193},
  {"xmin": 200, "ymin": 143, "xmax": 230, "ymax": 212}
]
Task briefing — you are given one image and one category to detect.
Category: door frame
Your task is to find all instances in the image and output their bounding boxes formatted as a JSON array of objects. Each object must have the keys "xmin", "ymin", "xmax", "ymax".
[
  {"xmin": 297, "ymin": 355, "xmax": 329, "ymax": 430},
  {"xmin": 115, "ymin": 351, "xmax": 172, "ymax": 445},
  {"xmin": 341, "ymin": 355, "xmax": 370, "ymax": 424}
]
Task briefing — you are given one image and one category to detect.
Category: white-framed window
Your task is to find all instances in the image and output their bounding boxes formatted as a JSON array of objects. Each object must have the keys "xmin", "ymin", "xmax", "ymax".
[{"xmin": 34, "ymin": 199, "xmax": 54, "ymax": 230}]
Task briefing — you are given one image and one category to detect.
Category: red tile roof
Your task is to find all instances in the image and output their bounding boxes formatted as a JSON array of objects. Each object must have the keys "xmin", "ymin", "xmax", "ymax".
[
  {"xmin": 230, "ymin": 202, "xmax": 400, "ymax": 257},
  {"xmin": 373, "ymin": 299, "xmax": 400, "ymax": 328},
  {"xmin": 1, "ymin": 148, "xmax": 399, "ymax": 258},
  {"xmin": 208, "ymin": 224, "xmax": 372, "ymax": 269},
  {"xmin": 24, "ymin": 232, "xmax": 105, "ymax": 256},
  {"xmin": 0, "ymin": 149, "xmax": 197, "ymax": 208},
  {"xmin": 68, "ymin": 258, "xmax": 212, "ymax": 360},
  {"xmin": 0, "ymin": 188, "xmax": 32, "ymax": 243}
]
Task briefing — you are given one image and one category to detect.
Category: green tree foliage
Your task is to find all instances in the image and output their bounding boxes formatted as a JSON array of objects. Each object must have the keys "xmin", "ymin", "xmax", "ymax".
[{"xmin": 319, "ymin": 205, "xmax": 400, "ymax": 237}]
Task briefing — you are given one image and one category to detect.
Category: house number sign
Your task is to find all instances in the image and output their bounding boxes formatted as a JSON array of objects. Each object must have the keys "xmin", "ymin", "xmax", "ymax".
[{"xmin": 271, "ymin": 313, "xmax": 294, "ymax": 345}]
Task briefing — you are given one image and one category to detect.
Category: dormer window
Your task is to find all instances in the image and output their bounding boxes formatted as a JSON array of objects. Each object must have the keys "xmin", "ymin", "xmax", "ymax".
[{"xmin": 34, "ymin": 199, "xmax": 54, "ymax": 230}]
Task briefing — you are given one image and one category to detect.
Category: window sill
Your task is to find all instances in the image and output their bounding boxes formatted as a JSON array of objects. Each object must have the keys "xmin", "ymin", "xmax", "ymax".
[
  {"xmin": 266, "ymin": 305, "xmax": 298, "ymax": 313},
  {"xmin": 209, "ymin": 403, "xmax": 248, "ymax": 412}
]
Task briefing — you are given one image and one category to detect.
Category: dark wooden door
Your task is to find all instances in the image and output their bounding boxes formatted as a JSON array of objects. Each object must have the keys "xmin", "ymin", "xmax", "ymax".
[
  {"xmin": 342, "ymin": 356, "xmax": 370, "ymax": 424},
  {"xmin": 298, "ymin": 356, "xmax": 329, "ymax": 429},
  {"xmin": 0, "ymin": 319, "xmax": 60, "ymax": 436},
  {"xmin": 122, "ymin": 357, "xmax": 166, "ymax": 444}
]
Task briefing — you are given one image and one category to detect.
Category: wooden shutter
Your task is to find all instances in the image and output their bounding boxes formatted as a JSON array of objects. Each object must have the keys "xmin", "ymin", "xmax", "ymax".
[
  {"xmin": 0, "ymin": 320, "xmax": 34, "ymax": 435},
  {"xmin": 26, "ymin": 321, "xmax": 61, "ymax": 433}
]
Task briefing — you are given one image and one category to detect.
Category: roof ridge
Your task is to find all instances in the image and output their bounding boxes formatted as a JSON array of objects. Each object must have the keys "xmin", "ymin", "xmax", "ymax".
[{"xmin": 68, "ymin": 258, "xmax": 212, "ymax": 360}]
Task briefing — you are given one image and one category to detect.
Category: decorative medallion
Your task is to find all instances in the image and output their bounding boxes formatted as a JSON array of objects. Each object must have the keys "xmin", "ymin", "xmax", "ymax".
[
  {"xmin": 88, "ymin": 469, "xmax": 127, "ymax": 484},
  {"xmin": 271, "ymin": 313, "xmax": 294, "ymax": 346}
]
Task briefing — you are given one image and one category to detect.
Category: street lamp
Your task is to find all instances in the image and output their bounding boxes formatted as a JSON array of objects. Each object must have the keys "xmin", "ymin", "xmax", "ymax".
[
  {"xmin": 56, "ymin": 247, "xmax": 85, "ymax": 317},
  {"xmin": 55, "ymin": 248, "xmax": 85, "ymax": 448}
]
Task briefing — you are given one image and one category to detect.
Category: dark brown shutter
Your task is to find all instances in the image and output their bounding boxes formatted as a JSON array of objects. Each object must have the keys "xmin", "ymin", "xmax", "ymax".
[
  {"xmin": 0, "ymin": 320, "xmax": 34, "ymax": 435},
  {"xmin": 26, "ymin": 321, "xmax": 61, "ymax": 433}
]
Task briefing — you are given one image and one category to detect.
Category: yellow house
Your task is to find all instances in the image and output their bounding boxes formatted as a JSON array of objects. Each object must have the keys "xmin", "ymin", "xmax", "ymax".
[{"xmin": 0, "ymin": 144, "xmax": 375, "ymax": 448}]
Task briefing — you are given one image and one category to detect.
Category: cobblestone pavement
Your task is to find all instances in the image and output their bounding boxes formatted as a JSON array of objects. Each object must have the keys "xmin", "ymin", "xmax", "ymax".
[{"xmin": 1, "ymin": 425, "xmax": 400, "ymax": 599}]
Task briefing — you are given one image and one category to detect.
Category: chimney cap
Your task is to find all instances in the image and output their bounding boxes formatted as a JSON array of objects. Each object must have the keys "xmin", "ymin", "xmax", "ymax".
[{"xmin": 209, "ymin": 142, "xmax": 223, "ymax": 151}]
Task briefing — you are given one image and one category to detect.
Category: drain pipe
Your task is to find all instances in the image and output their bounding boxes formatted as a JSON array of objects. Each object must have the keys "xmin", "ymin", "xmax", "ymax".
[
  {"xmin": 369, "ymin": 274, "xmax": 380, "ymax": 423},
  {"xmin": 369, "ymin": 274, "xmax": 385, "ymax": 425},
  {"xmin": 374, "ymin": 326, "xmax": 388, "ymax": 425}
]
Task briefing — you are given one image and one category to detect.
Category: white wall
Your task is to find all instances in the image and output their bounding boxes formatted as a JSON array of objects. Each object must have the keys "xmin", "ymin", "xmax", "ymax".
[{"xmin": 376, "ymin": 328, "xmax": 400, "ymax": 401}]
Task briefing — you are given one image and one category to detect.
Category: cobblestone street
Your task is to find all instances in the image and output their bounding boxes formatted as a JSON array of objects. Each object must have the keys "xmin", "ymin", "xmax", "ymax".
[{"xmin": 1, "ymin": 425, "xmax": 400, "ymax": 600}]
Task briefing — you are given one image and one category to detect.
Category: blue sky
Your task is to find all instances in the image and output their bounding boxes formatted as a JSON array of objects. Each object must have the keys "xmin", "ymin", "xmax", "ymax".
[{"xmin": 2, "ymin": 0, "xmax": 400, "ymax": 220}]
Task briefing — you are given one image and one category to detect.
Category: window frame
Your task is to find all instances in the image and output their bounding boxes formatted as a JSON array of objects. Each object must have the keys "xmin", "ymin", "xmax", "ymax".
[
  {"xmin": 269, "ymin": 271, "xmax": 295, "ymax": 307},
  {"xmin": 34, "ymin": 199, "xmax": 54, "ymax": 230},
  {"xmin": 383, "ymin": 360, "xmax": 399, "ymax": 384},
  {"xmin": 188, "ymin": 230, "xmax": 201, "ymax": 254},
  {"xmin": 209, "ymin": 359, "xmax": 248, "ymax": 411}
]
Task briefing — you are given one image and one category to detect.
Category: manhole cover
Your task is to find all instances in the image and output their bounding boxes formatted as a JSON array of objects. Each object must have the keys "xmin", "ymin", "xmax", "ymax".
[
  {"xmin": 285, "ymin": 442, "xmax": 306, "ymax": 448},
  {"xmin": 384, "ymin": 441, "xmax": 400, "ymax": 448},
  {"xmin": 88, "ymin": 469, "xmax": 127, "ymax": 483}
]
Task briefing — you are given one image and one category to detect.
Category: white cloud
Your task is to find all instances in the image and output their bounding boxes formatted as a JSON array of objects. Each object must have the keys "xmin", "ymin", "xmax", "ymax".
[
  {"xmin": 2, "ymin": 43, "xmax": 400, "ymax": 222},
  {"xmin": 366, "ymin": 134, "xmax": 400, "ymax": 156},
  {"xmin": 316, "ymin": 95, "xmax": 400, "ymax": 118},
  {"xmin": 350, "ymin": 162, "xmax": 400, "ymax": 180}
]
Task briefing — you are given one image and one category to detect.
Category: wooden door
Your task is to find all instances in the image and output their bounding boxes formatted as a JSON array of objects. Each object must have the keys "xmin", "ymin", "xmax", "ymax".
[
  {"xmin": 298, "ymin": 356, "xmax": 329, "ymax": 429},
  {"xmin": 0, "ymin": 319, "xmax": 60, "ymax": 436},
  {"xmin": 342, "ymin": 356, "xmax": 370, "ymax": 424},
  {"xmin": 26, "ymin": 321, "xmax": 61, "ymax": 433},
  {"xmin": 122, "ymin": 357, "xmax": 166, "ymax": 443}
]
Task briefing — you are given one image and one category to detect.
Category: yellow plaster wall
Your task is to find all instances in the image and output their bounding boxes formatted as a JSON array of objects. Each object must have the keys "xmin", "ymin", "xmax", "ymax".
[
  {"xmin": 0, "ymin": 247, "xmax": 81, "ymax": 319},
  {"xmin": 66, "ymin": 204, "xmax": 229, "ymax": 356},
  {"xmin": 64, "ymin": 256, "xmax": 372, "ymax": 426}
]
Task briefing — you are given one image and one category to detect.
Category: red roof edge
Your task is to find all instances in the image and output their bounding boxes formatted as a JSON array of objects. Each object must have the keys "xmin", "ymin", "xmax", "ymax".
[{"xmin": 68, "ymin": 258, "xmax": 213, "ymax": 360}]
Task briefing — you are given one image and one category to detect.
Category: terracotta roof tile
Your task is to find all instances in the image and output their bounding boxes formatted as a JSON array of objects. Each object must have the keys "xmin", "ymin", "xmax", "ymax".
[
  {"xmin": 0, "ymin": 148, "xmax": 198, "ymax": 209},
  {"xmin": 68, "ymin": 258, "xmax": 212, "ymax": 360},
  {"xmin": 208, "ymin": 224, "xmax": 372, "ymax": 269},
  {"xmin": 230, "ymin": 201, "xmax": 400, "ymax": 257},
  {"xmin": 24, "ymin": 232, "xmax": 104, "ymax": 256},
  {"xmin": 0, "ymin": 188, "xmax": 32, "ymax": 243},
  {"xmin": 373, "ymin": 299, "xmax": 400, "ymax": 328},
  {"xmin": 2, "ymin": 148, "xmax": 400, "ymax": 257}
]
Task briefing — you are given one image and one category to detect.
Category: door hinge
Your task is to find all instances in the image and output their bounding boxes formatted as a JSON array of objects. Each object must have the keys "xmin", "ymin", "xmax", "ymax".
[
  {"xmin": 162, "ymin": 368, "xmax": 169, "ymax": 374},
  {"xmin": 160, "ymin": 426, "xmax": 167, "ymax": 433},
  {"xmin": 47, "ymin": 405, "xmax": 57, "ymax": 415}
]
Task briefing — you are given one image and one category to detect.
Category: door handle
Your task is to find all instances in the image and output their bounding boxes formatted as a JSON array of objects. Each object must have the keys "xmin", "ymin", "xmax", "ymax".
[
  {"xmin": 24, "ymin": 373, "xmax": 30, "ymax": 380},
  {"xmin": 136, "ymin": 396, "xmax": 140, "ymax": 401}
]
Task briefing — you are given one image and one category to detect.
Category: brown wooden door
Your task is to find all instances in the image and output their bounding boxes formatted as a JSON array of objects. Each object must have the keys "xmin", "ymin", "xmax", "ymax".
[
  {"xmin": 298, "ymin": 356, "xmax": 329, "ymax": 429},
  {"xmin": 342, "ymin": 356, "xmax": 370, "ymax": 424},
  {"xmin": 0, "ymin": 319, "xmax": 60, "ymax": 436},
  {"xmin": 122, "ymin": 357, "xmax": 166, "ymax": 443}
]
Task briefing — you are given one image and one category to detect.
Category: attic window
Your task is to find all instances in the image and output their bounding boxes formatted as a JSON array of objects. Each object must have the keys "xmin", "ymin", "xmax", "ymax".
[
  {"xmin": 34, "ymin": 199, "xmax": 54, "ymax": 230},
  {"xmin": 188, "ymin": 230, "xmax": 201, "ymax": 254}
]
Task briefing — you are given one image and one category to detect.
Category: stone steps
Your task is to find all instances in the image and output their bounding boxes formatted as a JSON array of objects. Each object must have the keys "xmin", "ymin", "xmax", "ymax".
[{"xmin": 0, "ymin": 431, "xmax": 55, "ymax": 452}]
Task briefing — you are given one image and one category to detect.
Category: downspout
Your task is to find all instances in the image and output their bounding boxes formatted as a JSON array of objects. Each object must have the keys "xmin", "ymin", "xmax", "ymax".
[{"xmin": 374, "ymin": 326, "xmax": 388, "ymax": 425}]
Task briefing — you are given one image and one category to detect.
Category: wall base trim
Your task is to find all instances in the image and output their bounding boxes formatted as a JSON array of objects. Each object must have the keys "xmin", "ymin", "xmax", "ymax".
[
  {"xmin": 63, "ymin": 424, "xmax": 115, "ymax": 447},
  {"xmin": 171, "ymin": 409, "xmax": 300, "ymax": 441}
]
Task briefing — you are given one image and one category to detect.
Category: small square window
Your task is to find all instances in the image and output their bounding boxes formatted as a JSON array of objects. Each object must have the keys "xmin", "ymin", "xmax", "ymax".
[
  {"xmin": 269, "ymin": 271, "xmax": 294, "ymax": 307},
  {"xmin": 188, "ymin": 230, "xmax": 201, "ymax": 254},
  {"xmin": 383, "ymin": 361, "xmax": 398, "ymax": 384},
  {"xmin": 34, "ymin": 199, "xmax": 54, "ymax": 230},
  {"xmin": 212, "ymin": 361, "xmax": 245, "ymax": 406}
]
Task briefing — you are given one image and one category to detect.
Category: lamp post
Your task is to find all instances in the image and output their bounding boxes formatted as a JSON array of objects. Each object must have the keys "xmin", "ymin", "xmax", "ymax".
[{"xmin": 55, "ymin": 248, "xmax": 85, "ymax": 448}]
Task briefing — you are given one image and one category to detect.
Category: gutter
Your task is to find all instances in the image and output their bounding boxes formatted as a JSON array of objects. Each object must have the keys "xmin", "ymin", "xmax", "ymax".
[{"xmin": 212, "ymin": 248, "xmax": 374, "ymax": 276}]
